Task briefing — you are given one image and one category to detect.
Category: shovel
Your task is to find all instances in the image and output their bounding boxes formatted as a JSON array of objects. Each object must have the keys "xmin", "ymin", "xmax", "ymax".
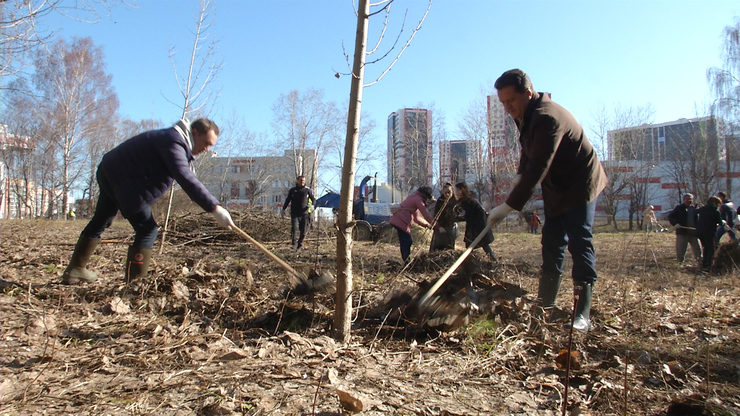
[
  {"xmin": 417, "ymin": 221, "xmax": 494, "ymax": 307},
  {"xmin": 229, "ymin": 224, "xmax": 309, "ymax": 288},
  {"xmin": 230, "ymin": 224, "xmax": 334, "ymax": 294}
]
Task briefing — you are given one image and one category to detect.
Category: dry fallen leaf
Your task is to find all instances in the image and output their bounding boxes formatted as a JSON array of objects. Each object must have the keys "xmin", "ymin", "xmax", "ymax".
[
  {"xmin": 556, "ymin": 349, "xmax": 581, "ymax": 370},
  {"xmin": 337, "ymin": 388, "xmax": 364, "ymax": 414}
]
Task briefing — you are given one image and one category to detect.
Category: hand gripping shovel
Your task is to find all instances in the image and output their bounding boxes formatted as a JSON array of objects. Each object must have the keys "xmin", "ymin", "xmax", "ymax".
[
  {"xmin": 229, "ymin": 224, "xmax": 333, "ymax": 294},
  {"xmin": 417, "ymin": 221, "xmax": 494, "ymax": 308}
]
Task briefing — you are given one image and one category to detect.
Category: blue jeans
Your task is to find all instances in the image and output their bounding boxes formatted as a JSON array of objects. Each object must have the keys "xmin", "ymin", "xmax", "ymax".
[
  {"xmin": 81, "ymin": 168, "xmax": 159, "ymax": 248},
  {"xmin": 715, "ymin": 225, "xmax": 737, "ymax": 244},
  {"xmin": 541, "ymin": 201, "xmax": 597, "ymax": 285},
  {"xmin": 393, "ymin": 225, "xmax": 412, "ymax": 261}
]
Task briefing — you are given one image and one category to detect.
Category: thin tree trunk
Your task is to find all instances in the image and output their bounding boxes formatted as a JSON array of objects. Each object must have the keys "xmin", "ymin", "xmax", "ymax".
[{"xmin": 334, "ymin": 0, "xmax": 369, "ymax": 343}]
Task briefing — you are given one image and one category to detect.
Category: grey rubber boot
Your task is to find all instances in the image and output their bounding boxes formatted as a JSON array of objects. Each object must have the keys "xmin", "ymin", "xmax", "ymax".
[
  {"xmin": 61, "ymin": 236, "xmax": 100, "ymax": 284},
  {"xmin": 567, "ymin": 283, "xmax": 593, "ymax": 332},
  {"xmin": 125, "ymin": 246, "xmax": 153, "ymax": 282},
  {"xmin": 536, "ymin": 273, "xmax": 563, "ymax": 307}
]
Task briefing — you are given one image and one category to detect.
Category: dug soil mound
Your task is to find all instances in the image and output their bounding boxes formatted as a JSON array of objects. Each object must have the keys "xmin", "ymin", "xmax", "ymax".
[{"xmin": 1, "ymin": 215, "xmax": 738, "ymax": 415}]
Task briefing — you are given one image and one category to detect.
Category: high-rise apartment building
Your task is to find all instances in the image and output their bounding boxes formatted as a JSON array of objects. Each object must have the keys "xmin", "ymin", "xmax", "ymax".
[
  {"xmin": 486, "ymin": 95, "xmax": 526, "ymax": 206},
  {"xmin": 439, "ymin": 139, "xmax": 482, "ymax": 185},
  {"xmin": 387, "ymin": 108, "xmax": 433, "ymax": 194}
]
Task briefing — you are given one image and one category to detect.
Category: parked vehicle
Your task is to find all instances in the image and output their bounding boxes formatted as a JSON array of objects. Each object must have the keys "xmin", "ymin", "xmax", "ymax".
[{"xmin": 315, "ymin": 175, "xmax": 392, "ymax": 241}]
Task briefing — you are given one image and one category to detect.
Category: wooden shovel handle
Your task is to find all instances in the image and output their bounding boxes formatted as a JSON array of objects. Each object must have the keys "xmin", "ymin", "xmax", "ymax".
[
  {"xmin": 229, "ymin": 225, "xmax": 306, "ymax": 285},
  {"xmin": 418, "ymin": 221, "xmax": 493, "ymax": 307}
]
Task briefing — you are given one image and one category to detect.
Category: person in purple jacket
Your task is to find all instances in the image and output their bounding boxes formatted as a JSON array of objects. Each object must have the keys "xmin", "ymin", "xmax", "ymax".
[
  {"xmin": 389, "ymin": 186, "xmax": 436, "ymax": 262},
  {"xmin": 61, "ymin": 118, "xmax": 235, "ymax": 285}
]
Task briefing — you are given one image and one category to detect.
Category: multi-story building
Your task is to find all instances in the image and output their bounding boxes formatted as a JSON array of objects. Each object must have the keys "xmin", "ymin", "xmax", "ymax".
[
  {"xmin": 439, "ymin": 139, "xmax": 482, "ymax": 186},
  {"xmin": 0, "ymin": 124, "xmax": 69, "ymax": 219},
  {"xmin": 201, "ymin": 149, "xmax": 317, "ymax": 213},
  {"xmin": 387, "ymin": 108, "xmax": 433, "ymax": 194},
  {"xmin": 603, "ymin": 116, "xmax": 739, "ymax": 219}
]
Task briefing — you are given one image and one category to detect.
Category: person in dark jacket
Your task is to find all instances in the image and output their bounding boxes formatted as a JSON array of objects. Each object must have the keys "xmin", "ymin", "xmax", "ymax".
[
  {"xmin": 61, "ymin": 118, "xmax": 235, "ymax": 285},
  {"xmin": 698, "ymin": 196, "xmax": 723, "ymax": 271},
  {"xmin": 667, "ymin": 193, "xmax": 701, "ymax": 264},
  {"xmin": 486, "ymin": 69, "xmax": 608, "ymax": 332},
  {"xmin": 429, "ymin": 183, "xmax": 457, "ymax": 251},
  {"xmin": 715, "ymin": 191, "xmax": 737, "ymax": 243},
  {"xmin": 282, "ymin": 175, "xmax": 315, "ymax": 250},
  {"xmin": 454, "ymin": 182, "xmax": 496, "ymax": 262}
]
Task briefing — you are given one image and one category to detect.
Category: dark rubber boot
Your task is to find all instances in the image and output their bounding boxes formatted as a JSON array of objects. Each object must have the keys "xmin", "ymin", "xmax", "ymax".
[
  {"xmin": 567, "ymin": 283, "xmax": 593, "ymax": 332},
  {"xmin": 125, "ymin": 246, "xmax": 153, "ymax": 282},
  {"xmin": 61, "ymin": 236, "xmax": 100, "ymax": 284},
  {"xmin": 536, "ymin": 273, "xmax": 563, "ymax": 307}
]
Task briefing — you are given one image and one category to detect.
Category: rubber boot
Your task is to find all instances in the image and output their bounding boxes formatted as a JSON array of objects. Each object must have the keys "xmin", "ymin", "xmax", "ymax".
[
  {"xmin": 567, "ymin": 283, "xmax": 593, "ymax": 332},
  {"xmin": 61, "ymin": 236, "xmax": 100, "ymax": 284},
  {"xmin": 536, "ymin": 273, "xmax": 563, "ymax": 307},
  {"xmin": 125, "ymin": 246, "xmax": 152, "ymax": 282}
]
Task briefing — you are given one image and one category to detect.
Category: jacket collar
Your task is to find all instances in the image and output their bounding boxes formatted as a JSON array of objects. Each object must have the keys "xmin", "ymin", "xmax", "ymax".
[
  {"xmin": 517, "ymin": 91, "xmax": 546, "ymax": 133},
  {"xmin": 173, "ymin": 118, "xmax": 193, "ymax": 153}
]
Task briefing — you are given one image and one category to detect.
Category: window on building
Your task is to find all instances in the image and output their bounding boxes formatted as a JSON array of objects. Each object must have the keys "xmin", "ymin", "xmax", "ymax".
[{"xmin": 231, "ymin": 182, "xmax": 240, "ymax": 198}]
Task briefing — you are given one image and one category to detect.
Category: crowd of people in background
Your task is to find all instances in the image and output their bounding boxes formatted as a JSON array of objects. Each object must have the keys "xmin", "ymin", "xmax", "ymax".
[{"xmin": 667, "ymin": 191, "xmax": 739, "ymax": 272}]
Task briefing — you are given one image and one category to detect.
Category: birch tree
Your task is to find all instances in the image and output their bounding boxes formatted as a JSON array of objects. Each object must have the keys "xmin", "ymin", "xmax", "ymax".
[
  {"xmin": 159, "ymin": 0, "xmax": 221, "ymax": 251},
  {"xmin": 271, "ymin": 88, "xmax": 343, "ymax": 190},
  {"xmin": 707, "ymin": 19, "xmax": 740, "ymax": 196},
  {"xmin": 334, "ymin": 0, "xmax": 431, "ymax": 342}
]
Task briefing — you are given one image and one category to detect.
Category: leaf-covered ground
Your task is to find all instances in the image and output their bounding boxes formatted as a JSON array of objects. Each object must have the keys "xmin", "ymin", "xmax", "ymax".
[{"xmin": 1, "ymin": 213, "xmax": 738, "ymax": 415}]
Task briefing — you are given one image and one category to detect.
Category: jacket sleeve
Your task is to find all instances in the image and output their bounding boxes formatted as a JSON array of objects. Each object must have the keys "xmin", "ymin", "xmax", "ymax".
[
  {"xmin": 160, "ymin": 141, "xmax": 219, "ymax": 213},
  {"xmin": 412, "ymin": 199, "xmax": 434, "ymax": 225},
  {"xmin": 283, "ymin": 189, "xmax": 292, "ymax": 211},
  {"xmin": 667, "ymin": 206, "xmax": 679, "ymax": 226},
  {"xmin": 506, "ymin": 115, "xmax": 562, "ymax": 211}
]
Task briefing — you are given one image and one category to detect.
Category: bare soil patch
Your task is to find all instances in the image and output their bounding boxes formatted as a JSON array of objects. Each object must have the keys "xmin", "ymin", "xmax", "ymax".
[{"xmin": 1, "ymin": 213, "xmax": 738, "ymax": 415}]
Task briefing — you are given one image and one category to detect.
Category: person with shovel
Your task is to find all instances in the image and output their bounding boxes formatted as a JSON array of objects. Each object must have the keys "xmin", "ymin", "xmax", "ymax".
[
  {"xmin": 429, "ymin": 183, "xmax": 458, "ymax": 251},
  {"xmin": 453, "ymin": 182, "xmax": 496, "ymax": 262},
  {"xmin": 486, "ymin": 69, "xmax": 608, "ymax": 332},
  {"xmin": 389, "ymin": 186, "xmax": 436, "ymax": 262},
  {"xmin": 667, "ymin": 193, "xmax": 701, "ymax": 265},
  {"xmin": 697, "ymin": 196, "xmax": 723, "ymax": 272},
  {"xmin": 282, "ymin": 175, "xmax": 315, "ymax": 250},
  {"xmin": 61, "ymin": 118, "xmax": 235, "ymax": 285}
]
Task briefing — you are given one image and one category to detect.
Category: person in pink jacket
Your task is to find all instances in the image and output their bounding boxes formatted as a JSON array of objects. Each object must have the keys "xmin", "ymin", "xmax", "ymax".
[{"xmin": 389, "ymin": 186, "xmax": 436, "ymax": 262}]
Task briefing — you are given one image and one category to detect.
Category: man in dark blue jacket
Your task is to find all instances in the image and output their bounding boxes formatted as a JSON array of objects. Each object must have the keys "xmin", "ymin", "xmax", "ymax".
[
  {"xmin": 62, "ymin": 118, "xmax": 235, "ymax": 285},
  {"xmin": 282, "ymin": 175, "xmax": 314, "ymax": 250}
]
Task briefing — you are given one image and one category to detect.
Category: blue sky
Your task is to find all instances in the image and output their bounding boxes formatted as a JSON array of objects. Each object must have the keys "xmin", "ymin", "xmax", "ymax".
[{"xmin": 38, "ymin": 0, "xmax": 739, "ymax": 191}]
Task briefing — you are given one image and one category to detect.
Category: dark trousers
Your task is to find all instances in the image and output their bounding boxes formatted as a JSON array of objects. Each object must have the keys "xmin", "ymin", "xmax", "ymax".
[
  {"xmin": 541, "ymin": 201, "xmax": 597, "ymax": 285},
  {"xmin": 393, "ymin": 225, "xmax": 412, "ymax": 261},
  {"xmin": 81, "ymin": 169, "xmax": 159, "ymax": 248},
  {"xmin": 290, "ymin": 213, "xmax": 309, "ymax": 247},
  {"xmin": 700, "ymin": 235, "xmax": 715, "ymax": 269}
]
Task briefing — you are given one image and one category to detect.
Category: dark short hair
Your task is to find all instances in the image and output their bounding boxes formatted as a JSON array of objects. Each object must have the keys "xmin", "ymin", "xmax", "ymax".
[
  {"xmin": 494, "ymin": 69, "xmax": 533, "ymax": 93},
  {"xmin": 191, "ymin": 118, "xmax": 219, "ymax": 136},
  {"xmin": 717, "ymin": 191, "xmax": 727, "ymax": 199},
  {"xmin": 417, "ymin": 186, "xmax": 433, "ymax": 200}
]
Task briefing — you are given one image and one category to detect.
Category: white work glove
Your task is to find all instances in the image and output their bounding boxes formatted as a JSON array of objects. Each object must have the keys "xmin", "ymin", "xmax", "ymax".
[
  {"xmin": 488, "ymin": 203, "xmax": 514, "ymax": 226},
  {"xmin": 212, "ymin": 205, "xmax": 235, "ymax": 229}
]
